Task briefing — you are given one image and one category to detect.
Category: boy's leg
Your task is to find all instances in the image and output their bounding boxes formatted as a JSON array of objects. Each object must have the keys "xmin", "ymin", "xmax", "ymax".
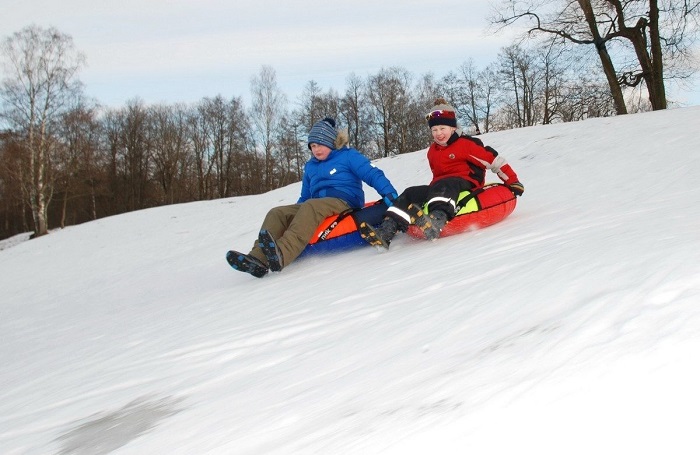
[
  {"xmin": 384, "ymin": 185, "xmax": 429, "ymax": 230},
  {"xmin": 424, "ymin": 177, "xmax": 471, "ymax": 219},
  {"xmin": 258, "ymin": 198, "xmax": 350, "ymax": 269},
  {"xmin": 248, "ymin": 204, "xmax": 300, "ymax": 265},
  {"xmin": 417, "ymin": 177, "xmax": 472, "ymax": 240},
  {"xmin": 360, "ymin": 203, "xmax": 424, "ymax": 248}
]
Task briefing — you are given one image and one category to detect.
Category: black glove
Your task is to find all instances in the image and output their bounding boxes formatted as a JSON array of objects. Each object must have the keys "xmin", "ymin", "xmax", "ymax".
[{"xmin": 508, "ymin": 182, "xmax": 524, "ymax": 197}]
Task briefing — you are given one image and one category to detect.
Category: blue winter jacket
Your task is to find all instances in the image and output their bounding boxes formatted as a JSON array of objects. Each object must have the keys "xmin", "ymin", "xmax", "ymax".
[{"xmin": 298, "ymin": 147, "xmax": 396, "ymax": 209}]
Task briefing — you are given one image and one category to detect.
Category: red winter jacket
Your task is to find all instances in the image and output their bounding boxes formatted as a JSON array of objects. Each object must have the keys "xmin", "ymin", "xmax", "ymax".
[{"xmin": 428, "ymin": 134, "xmax": 519, "ymax": 188}]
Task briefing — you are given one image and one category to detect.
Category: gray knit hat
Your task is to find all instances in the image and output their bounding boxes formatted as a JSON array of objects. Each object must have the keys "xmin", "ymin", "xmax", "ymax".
[{"xmin": 308, "ymin": 117, "xmax": 338, "ymax": 150}]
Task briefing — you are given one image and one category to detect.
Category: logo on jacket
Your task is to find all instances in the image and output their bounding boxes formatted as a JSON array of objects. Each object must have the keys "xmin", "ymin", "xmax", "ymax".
[{"xmin": 330, "ymin": 168, "xmax": 337, "ymax": 175}]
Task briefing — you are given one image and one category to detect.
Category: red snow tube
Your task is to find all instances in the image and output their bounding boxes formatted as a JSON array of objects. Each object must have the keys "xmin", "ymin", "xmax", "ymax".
[
  {"xmin": 301, "ymin": 184, "xmax": 516, "ymax": 254},
  {"xmin": 407, "ymin": 183, "xmax": 517, "ymax": 239}
]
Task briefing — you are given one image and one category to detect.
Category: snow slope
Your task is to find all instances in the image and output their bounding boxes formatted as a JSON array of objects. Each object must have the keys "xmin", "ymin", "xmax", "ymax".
[{"xmin": 1, "ymin": 107, "xmax": 700, "ymax": 454}]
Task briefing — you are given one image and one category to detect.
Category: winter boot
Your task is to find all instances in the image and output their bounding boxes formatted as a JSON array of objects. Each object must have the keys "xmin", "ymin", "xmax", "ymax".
[
  {"xmin": 414, "ymin": 209, "xmax": 448, "ymax": 240},
  {"xmin": 404, "ymin": 203, "xmax": 433, "ymax": 235},
  {"xmin": 226, "ymin": 250, "xmax": 268, "ymax": 278},
  {"xmin": 359, "ymin": 217, "xmax": 399, "ymax": 249},
  {"xmin": 258, "ymin": 229, "xmax": 284, "ymax": 272},
  {"xmin": 405, "ymin": 204, "xmax": 426, "ymax": 224}
]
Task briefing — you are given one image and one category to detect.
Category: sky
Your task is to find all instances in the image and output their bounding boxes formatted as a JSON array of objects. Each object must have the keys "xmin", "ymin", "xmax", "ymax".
[
  {"xmin": 1, "ymin": 106, "xmax": 699, "ymax": 453},
  {"xmin": 3, "ymin": 0, "xmax": 699, "ymax": 109}
]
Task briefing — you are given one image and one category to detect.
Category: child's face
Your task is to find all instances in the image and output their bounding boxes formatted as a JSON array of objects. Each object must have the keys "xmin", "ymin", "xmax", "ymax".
[
  {"xmin": 310, "ymin": 143, "xmax": 332, "ymax": 161},
  {"xmin": 431, "ymin": 125, "xmax": 456, "ymax": 146}
]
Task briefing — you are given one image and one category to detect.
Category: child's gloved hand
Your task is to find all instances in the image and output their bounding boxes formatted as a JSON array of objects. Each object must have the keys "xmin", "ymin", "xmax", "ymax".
[
  {"xmin": 508, "ymin": 182, "xmax": 524, "ymax": 196},
  {"xmin": 382, "ymin": 192, "xmax": 399, "ymax": 207}
]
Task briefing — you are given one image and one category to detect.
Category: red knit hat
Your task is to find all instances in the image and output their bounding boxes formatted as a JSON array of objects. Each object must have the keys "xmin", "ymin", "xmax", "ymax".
[{"xmin": 425, "ymin": 98, "xmax": 457, "ymax": 128}]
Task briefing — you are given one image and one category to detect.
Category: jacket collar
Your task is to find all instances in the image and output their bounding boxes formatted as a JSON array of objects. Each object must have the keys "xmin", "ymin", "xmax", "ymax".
[{"xmin": 434, "ymin": 132, "xmax": 460, "ymax": 149}]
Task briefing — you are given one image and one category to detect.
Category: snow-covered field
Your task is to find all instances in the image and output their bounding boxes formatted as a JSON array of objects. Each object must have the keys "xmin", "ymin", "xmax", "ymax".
[{"xmin": 2, "ymin": 107, "xmax": 699, "ymax": 454}]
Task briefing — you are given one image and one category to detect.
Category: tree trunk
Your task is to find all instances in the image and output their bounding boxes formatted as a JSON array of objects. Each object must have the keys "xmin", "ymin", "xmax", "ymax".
[
  {"xmin": 30, "ymin": 190, "xmax": 49, "ymax": 238},
  {"xmin": 598, "ymin": 43, "xmax": 628, "ymax": 115},
  {"xmin": 578, "ymin": 0, "xmax": 628, "ymax": 114},
  {"xmin": 61, "ymin": 189, "xmax": 68, "ymax": 228},
  {"xmin": 91, "ymin": 182, "xmax": 97, "ymax": 220},
  {"xmin": 647, "ymin": 0, "xmax": 667, "ymax": 109}
]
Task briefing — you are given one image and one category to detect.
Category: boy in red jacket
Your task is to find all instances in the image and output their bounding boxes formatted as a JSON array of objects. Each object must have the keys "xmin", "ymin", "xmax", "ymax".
[{"xmin": 360, "ymin": 98, "xmax": 524, "ymax": 247}]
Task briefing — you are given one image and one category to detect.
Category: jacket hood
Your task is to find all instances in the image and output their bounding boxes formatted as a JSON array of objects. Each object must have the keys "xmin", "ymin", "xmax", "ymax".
[{"xmin": 335, "ymin": 128, "xmax": 349, "ymax": 149}]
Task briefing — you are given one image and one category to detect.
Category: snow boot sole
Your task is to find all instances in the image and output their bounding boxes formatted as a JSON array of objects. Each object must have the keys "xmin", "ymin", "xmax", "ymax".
[
  {"xmin": 409, "ymin": 205, "xmax": 447, "ymax": 240},
  {"xmin": 226, "ymin": 250, "xmax": 268, "ymax": 278},
  {"xmin": 359, "ymin": 222, "xmax": 391, "ymax": 249}
]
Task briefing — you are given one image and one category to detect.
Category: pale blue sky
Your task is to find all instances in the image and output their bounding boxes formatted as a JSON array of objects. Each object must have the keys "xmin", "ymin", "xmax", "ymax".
[{"xmin": 2, "ymin": 0, "xmax": 699, "ymax": 109}]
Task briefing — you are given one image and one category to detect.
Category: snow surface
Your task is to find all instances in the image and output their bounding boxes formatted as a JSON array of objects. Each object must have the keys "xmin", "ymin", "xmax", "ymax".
[{"xmin": 1, "ymin": 107, "xmax": 700, "ymax": 454}]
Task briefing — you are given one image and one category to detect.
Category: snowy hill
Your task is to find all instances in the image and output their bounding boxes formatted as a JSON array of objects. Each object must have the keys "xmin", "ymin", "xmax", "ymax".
[{"xmin": 2, "ymin": 107, "xmax": 700, "ymax": 454}]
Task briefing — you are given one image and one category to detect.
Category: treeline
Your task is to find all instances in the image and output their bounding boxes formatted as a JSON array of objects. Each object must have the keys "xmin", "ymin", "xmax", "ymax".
[{"xmin": 0, "ymin": 30, "xmax": 647, "ymax": 241}]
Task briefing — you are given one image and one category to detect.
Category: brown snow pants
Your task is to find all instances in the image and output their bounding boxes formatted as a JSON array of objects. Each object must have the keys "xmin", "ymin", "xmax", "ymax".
[{"xmin": 248, "ymin": 197, "xmax": 351, "ymax": 269}]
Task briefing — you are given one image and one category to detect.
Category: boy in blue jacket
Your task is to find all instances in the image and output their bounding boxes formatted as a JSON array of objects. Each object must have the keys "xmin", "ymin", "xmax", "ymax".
[{"xmin": 227, "ymin": 117, "xmax": 397, "ymax": 277}]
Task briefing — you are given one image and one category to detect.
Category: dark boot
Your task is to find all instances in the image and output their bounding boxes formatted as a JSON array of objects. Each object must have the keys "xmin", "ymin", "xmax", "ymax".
[
  {"xmin": 405, "ymin": 204, "xmax": 426, "ymax": 225},
  {"xmin": 258, "ymin": 230, "xmax": 284, "ymax": 271},
  {"xmin": 414, "ymin": 209, "xmax": 448, "ymax": 240},
  {"xmin": 359, "ymin": 217, "xmax": 398, "ymax": 249},
  {"xmin": 226, "ymin": 250, "xmax": 269, "ymax": 278}
]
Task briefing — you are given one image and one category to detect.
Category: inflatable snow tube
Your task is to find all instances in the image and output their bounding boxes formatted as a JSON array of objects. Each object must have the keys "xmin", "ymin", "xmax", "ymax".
[
  {"xmin": 407, "ymin": 183, "xmax": 517, "ymax": 239},
  {"xmin": 300, "ymin": 201, "xmax": 388, "ymax": 256}
]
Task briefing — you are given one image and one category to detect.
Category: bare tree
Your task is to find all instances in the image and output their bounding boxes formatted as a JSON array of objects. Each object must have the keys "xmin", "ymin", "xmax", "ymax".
[
  {"xmin": 440, "ymin": 60, "xmax": 488, "ymax": 133},
  {"xmin": 477, "ymin": 64, "xmax": 501, "ymax": 133},
  {"xmin": 204, "ymin": 96, "xmax": 236, "ymax": 198},
  {"xmin": 276, "ymin": 114, "xmax": 306, "ymax": 186},
  {"xmin": 121, "ymin": 100, "xmax": 153, "ymax": 211},
  {"xmin": 150, "ymin": 103, "xmax": 191, "ymax": 204},
  {"xmin": 250, "ymin": 65, "xmax": 287, "ymax": 191},
  {"xmin": 297, "ymin": 81, "xmax": 341, "ymax": 127},
  {"xmin": 414, "ymin": 72, "xmax": 440, "ymax": 109},
  {"xmin": 0, "ymin": 25, "xmax": 85, "ymax": 237},
  {"xmin": 189, "ymin": 101, "xmax": 215, "ymax": 199},
  {"xmin": 496, "ymin": 44, "xmax": 543, "ymax": 127},
  {"xmin": 297, "ymin": 80, "xmax": 325, "ymax": 129},
  {"xmin": 339, "ymin": 74, "xmax": 369, "ymax": 153},
  {"xmin": 0, "ymin": 130, "xmax": 32, "ymax": 235},
  {"xmin": 226, "ymin": 97, "xmax": 256, "ymax": 196},
  {"xmin": 365, "ymin": 67, "xmax": 415, "ymax": 157},
  {"xmin": 56, "ymin": 102, "xmax": 103, "ymax": 226},
  {"xmin": 440, "ymin": 62, "xmax": 500, "ymax": 134},
  {"xmin": 458, "ymin": 60, "xmax": 486, "ymax": 132},
  {"xmin": 492, "ymin": 0, "xmax": 700, "ymax": 113},
  {"xmin": 100, "ymin": 100, "xmax": 153, "ymax": 212}
]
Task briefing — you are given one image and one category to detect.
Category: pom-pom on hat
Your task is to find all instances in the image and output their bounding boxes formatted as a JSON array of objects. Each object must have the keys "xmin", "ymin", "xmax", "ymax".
[
  {"xmin": 425, "ymin": 98, "xmax": 457, "ymax": 128},
  {"xmin": 308, "ymin": 117, "xmax": 338, "ymax": 150}
]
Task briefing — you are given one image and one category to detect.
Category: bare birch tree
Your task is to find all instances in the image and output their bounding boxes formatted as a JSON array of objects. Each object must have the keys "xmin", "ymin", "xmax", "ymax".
[
  {"xmin": 0, "ymin": 25, "xmax": 85, "ymax": 237},
  {"xmin": 250, "ymin": 65, "xmax": 286, "ymax": 191}
]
